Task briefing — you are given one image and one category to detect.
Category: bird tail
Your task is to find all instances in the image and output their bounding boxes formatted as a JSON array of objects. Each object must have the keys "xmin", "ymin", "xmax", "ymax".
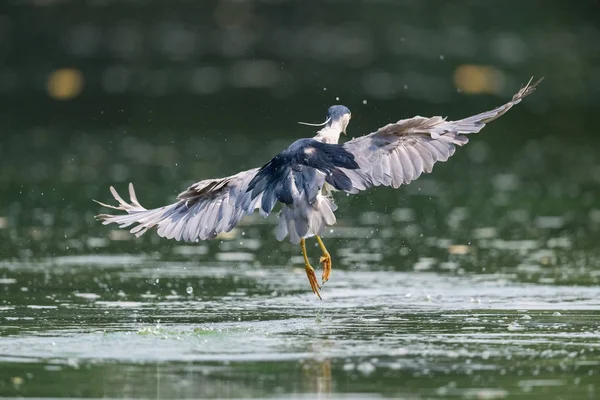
[
  {"xmin": 275, "ymin": 196, "xmax": 338, "ymax": 244},
  {"xmin": 94, "ymin": 183, "xmax": 175, "ymax": 238}
]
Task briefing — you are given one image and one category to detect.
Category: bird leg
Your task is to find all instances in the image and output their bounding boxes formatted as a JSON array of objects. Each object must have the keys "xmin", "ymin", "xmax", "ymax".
[
  {"xmin": 315, "ymin": 236, "xmax": 332, "ymax": 284},
  {"xmin": 301, "ymin": 238, "xmax": 322, "ymax": 299}
]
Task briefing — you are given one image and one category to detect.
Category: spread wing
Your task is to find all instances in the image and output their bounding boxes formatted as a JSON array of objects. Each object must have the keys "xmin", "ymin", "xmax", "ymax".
[
  {"xmin": 94, "ymin": 168, "xmax": 261, "ymax": 242},
  {"xmin": 340, "ymin": 77, "xmax": 543, "ymax": 192},
  {"xmin": 95, "ymin": 139, "xmax": 361, "ymax": 243}
]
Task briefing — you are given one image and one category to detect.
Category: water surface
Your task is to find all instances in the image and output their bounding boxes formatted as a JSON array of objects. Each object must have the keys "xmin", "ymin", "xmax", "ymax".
[{"xmin": 2, "ymin": 126, "xmax": 600, "ymax": 398}]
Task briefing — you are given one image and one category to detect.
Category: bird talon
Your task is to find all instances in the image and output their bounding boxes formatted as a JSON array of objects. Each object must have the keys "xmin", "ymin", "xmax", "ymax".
[
  {"xmin": 320, "ymin": 254, "xmax": 332, "ymax": 284},
  {"xmin": 316, "ymin": 236, "xmax": 332, "ymax": 285},
  {"xmin": 305, "ymin": 265, "xmax": 322, "ymax": 300},
  {"xmin": 301, "ymin": 238, "xmax": 322, "ymax": 299}
]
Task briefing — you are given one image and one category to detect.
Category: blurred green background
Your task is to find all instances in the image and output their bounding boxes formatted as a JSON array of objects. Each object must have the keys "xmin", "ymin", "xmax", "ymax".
[
  {"xmin": 1, "ymin": 0, "xmax": 599, "ymax": 257},
  {"xmin": 1, "ymin": 0, "xmax": 598, "ymax": 185},
  {"xmin": 1, "ymin": 1, "xmax": 600, "ymax": 399}
]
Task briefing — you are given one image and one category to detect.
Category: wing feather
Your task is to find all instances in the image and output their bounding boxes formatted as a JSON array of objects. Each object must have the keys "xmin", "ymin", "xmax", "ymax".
[
  {"xmin": 413, "ymin": 141, "xmax": 435, "ymax": 173},
  {"xmin": 389, "ymin": 150, "xmax": 404, "ymax": 189},
  {"xmin": 94, "ymin": 167, "xmax": 263, "ymax": 242},
  {"xmin": 341, "ymin": 78, "xmax": 542, "ymax": 193}
]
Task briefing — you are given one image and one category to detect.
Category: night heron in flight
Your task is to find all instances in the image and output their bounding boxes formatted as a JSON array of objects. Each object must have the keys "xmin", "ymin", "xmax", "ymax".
[{"xmin": 95, "ymin": 77, "xmax": 542, "ymax": 299}]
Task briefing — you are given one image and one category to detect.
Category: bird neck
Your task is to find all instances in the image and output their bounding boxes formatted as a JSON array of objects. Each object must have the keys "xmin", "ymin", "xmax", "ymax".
[{"xmin": 313, "ymin": 125, "xmax": 342, "ymax": 144}]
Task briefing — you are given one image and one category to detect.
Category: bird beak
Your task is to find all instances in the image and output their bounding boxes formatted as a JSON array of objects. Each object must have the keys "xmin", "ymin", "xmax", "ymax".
[
  {"xmin": 342, "ymin": 114, "xmax": 351, "ymax": 135},
  {"xmin": 297, "ymin": 118, "xmax": 331, "ymax": 127}
]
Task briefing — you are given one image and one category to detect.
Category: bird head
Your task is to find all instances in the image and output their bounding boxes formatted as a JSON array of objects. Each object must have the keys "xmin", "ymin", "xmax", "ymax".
[{"xmin": 298, "ymin": 105, "xmax": 352, "ymax": 135}]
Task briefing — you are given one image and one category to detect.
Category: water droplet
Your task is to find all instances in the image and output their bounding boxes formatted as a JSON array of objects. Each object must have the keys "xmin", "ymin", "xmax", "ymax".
[
  {"xmin": 439, "ymin": 55, "xmax": 445, "ymax": 60},
  {"xmin": 362, "ymin": 99, "xmax": 367, "ymax": 104},
  {"xmin": 335, "ymin": 96, "xmax": 340, "ymax": 101},
  {"xmin": 186, "ymin": 286, "xmax": 193, "ymax": 294}
]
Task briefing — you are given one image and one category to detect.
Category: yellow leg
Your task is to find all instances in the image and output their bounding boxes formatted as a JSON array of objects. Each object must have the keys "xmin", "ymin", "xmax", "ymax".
[
  {"xmin": 316, "ymin": 236, "xmax": 332, "ymax": 284},
  {"xmin": 301, "ymin": 238, "xmax": 322, "ymax": 299}
]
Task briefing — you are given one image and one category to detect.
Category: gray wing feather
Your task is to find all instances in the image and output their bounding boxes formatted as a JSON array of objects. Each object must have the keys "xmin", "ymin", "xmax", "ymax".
[
  {"xmin": 342, "ymin": 77, "xmax": 542, "ymax": 192},
  {"xmin": 94, "ymin": 168, "xmax": 262, "ymax": 242}
]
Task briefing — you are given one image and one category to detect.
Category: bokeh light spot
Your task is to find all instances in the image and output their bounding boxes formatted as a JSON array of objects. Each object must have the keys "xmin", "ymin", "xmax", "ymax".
[
  {"xmin": 453, "ymin": 65, "xmax": 505, "ymax": 94},
  {"xmin": 47, "ymin": 68, "xmax": 84, "ymax": 100}
]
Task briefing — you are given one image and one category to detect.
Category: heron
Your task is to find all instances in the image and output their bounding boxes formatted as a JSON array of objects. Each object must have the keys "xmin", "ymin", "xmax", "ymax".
[{"xmin": 95, "ymin": 77, "xmax": 542, "ymax": 299}]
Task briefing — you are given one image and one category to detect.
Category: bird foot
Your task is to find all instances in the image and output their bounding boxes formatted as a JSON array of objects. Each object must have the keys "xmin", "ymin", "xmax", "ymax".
[
  {"xmin": 305, "ymin": 264, "xmax": 322, "ymax": 300},
  {"xmin": 320, "ymin": 253, "xmax": 332, "ymax": 284}
]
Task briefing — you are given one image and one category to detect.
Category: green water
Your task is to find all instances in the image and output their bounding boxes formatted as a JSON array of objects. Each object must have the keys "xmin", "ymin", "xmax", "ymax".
[
  {"xmin": 1, "ymin": 108, "xmax": 600, "ymax": 398},
  {"xmin": 1, "ymin": 1, "xmax": 599, "ymax": 395}
]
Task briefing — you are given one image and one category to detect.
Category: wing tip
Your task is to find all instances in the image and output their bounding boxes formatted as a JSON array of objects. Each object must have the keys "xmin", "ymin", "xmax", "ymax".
[
  {"xmin": 92, "ymin": 198, "xmax": 122, "ymax": 211},
  {"xmin": 514, "ymin": 76, "xmax": 544, "ymax": 101},
  {"xmin": 94, "ymin": 213, "xmax": 112, "ymax": 222},
  {"xmin": 95, "ymin": 183, "xmax": 148, "ymax": 213}
]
